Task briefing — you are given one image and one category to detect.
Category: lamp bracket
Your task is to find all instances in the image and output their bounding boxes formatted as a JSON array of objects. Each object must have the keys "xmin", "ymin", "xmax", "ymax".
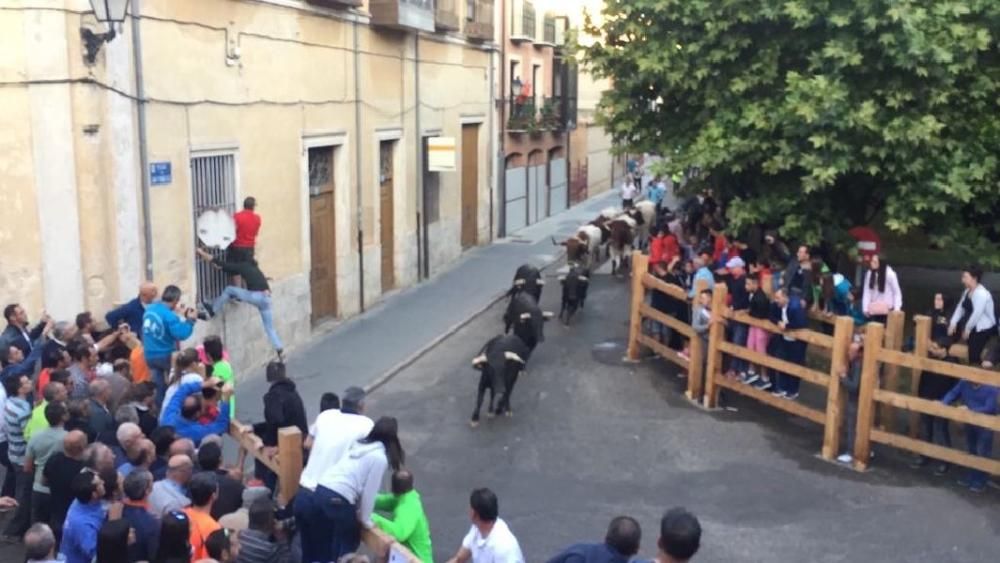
[{"xmin": 81, "ymin": 26, "xmax": 117, "ymax": 65}]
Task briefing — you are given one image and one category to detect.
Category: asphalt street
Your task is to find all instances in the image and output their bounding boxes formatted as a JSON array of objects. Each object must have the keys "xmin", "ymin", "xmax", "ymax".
[{"xmin": 361, "ymin": 266, "xmax": 1000, "ymax": 562}]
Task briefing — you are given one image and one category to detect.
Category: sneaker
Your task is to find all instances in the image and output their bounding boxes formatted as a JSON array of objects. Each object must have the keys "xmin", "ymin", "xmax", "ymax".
[
  {"xmin": 784, "ymin": 392, "xmax": 799, "ymax": 400},
  {"xmin": 969, "ymin": 483, "xmax": 986, "ymax": 494},
  {"xmin": 957, "ymin": 477, "xmax": 972, "ymax": 488},
  {"xmin": 933, "ymin": 463, "xmax": 949, "ymax": 476},
  {"xmin": 753, "ymin": 379, "xmax": 772, "ymax": 391},
  {"xmin": 743, "ymin": 373, "xmax": 760, "ymax": 385},
  {"xmin": 771, "ymin": 389, "xmax": 786, "ymax": 398},
  {"xmin": 909, "ymin": 456, "xmax": 928, "ymax": 469},
  {"xmin": 837, "ymin": 453, "xmax": 853, "ymax": 464}
]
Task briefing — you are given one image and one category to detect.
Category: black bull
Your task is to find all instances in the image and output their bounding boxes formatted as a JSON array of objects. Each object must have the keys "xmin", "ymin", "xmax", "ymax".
[
  {"xmin": 470, "ymin": 334, "xmax": 530, "ymax": 424},
  {"xmin": 506, "ymin": 264, "xmax": 544, "ymax": 303},
  {"xmin": 559, "ymin": 264, "xmax": 590, "ymax": 325},
  {"xmin": 502, "ymin": 292, "xmax": 549, "ymax": 347}
]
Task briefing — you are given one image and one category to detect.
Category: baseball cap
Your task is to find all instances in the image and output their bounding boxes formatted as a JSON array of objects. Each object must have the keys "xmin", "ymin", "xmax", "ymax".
[{"xmin": 725, "ymin": 257, "xmax": 746, "ymax": 270}]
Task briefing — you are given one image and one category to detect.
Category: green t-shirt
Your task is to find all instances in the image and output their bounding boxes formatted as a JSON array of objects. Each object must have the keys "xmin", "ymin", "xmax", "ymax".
[
  {"xmin": 26, "ymin": 426, "xmax": 67, "ymax": 493},
  {"xmin": 213, "ymin": 360, "xmax": 235, "ymax": 417},
  {"xmin": 23, "ymin": 401, "xmax": 49, "ymax": 443}
]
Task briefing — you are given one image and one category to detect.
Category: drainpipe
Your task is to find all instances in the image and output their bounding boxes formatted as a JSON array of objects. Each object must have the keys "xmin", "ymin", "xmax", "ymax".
[
  {"xmin": 497, "ymin": 0, "xmax": 508, "ymax": 238},
  {"xmin": 131, "ymin": 0, "xmax": 153, "ymax": 281},
  {"xmin": 487, "ymin": 41, "xmax": 495, "ymax": 241},
  {"xmin": 416, "ymin": 33, "xmax": 428, "ymax": 280},
  {"xmin": 353, "ymin": 19, "xmax": 365, "ymax": 312}
]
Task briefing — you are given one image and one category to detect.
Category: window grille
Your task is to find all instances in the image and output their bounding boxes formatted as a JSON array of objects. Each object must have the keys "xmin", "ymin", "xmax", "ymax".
[{"xmin": 191, "ymin": 153, "xmax": 238, "ymax": 303}]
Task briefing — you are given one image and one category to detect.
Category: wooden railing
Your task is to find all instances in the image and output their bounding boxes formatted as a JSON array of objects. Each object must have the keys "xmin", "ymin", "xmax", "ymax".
[
  {"xmin": 229, "ymin": 421, "xmax": 422, "ymax": 562},
  {"xmin": 625, "ymin": 251, "xmax": 1000, "ymax": 477}
]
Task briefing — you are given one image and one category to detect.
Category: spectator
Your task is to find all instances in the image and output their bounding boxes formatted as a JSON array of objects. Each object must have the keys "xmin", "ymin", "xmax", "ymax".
[
  {"xmin": 651, "ymin": 508, "xmax": 701, "ymax": 563},
  {"xmin": 217, "ymin": 485, "xmax": 271, "ymax": 531},
  {"xmin": 153, "ymin": 510, "xmax": 193, "ymax": 563},
  {"xmin": 0, "ymin": 303, "xmax": 47, "ymax": 359},
  {"xmin": 65, "ymin": 400, "xmax": 95, "ymax": 443},
  {"xmin": 75, "ymin": 312, "xmax": 95, "ymax": 341},
  {"xmin": 0, "ymin": 375, "xmax": 15, "ymax": 498},
  {"xmin": 301, "ymin": 416, "xmax": 404, "ymax": 561},
  {"xmin": 43, "ymin": 430, "xmax": 87, "ymax": 544},
  {"xmin": 96, "ymin": 518, "xmax": 131, "ymax": 562},
  {"xmin": 149, "ymin": 455, "xmax": 193, "ymax": 517},
  {"xmin": 24, "ymin": 522, "xmax": 59, "ymax": 563},
  {"xmin": 445, "ymin": 488, "xmax": 524, "ymax": 563},
  {"xmin": 911, "ymin": 337, "xmax": 959, "ymax": 474},
  {"xmin": 620, "ymin": 176, "xmax": 638, "ymax": 209},
  {"xmin": 160, "ymin": 379, "xmax": 231, "ymax": 445},
  {"xmin": 24, "ymin": 401, "xmax": 68, "ymax": 526},
  {"xmin": 143, "ymin": 284, "xmax": 198, "ymax": 404},
  {"xmin": 1, "ymin": 374, "xmax": 33, "ymax": 540},
  {"xmin": 941, "ymin": 375, "xmax": 999, "ymax": 493},
  {"xmin": 231, "ymin": 196, "xmax": 262, "ymax": 263},
  {"xmin": 125, "ymin": 382, "xmax": 159, "ymax": 436},
  {"xmin": 119, "ymin": 439, "xmax": 156, "ymax": 477},
  {"xmin": 112, "ymin": 422, "xmax": 143, "ymax": 469},
  {"xmin": 646, "ymin": 177, "xmax": 666, "ymax": 213},
  {"xmin": 149, "ymin": 426, "xmax": 176, "ymax": 480},
  {"xmin": 235, "ymin": 497, "xmax": 294, "ymax": 563},
  {"xmin": 546, "ymin": 515, "xmax": 641, "ymax": 563},
  {"xmin": 709, "ymin": 223, "xmax": 729, "ymax": 269},
  {"xmin": 744, "ymin": 274, "xmax": 772, "ymax": 389},
  {"xmin": 861, "ymin": 255, "xmax": 902, "ymax": 324},
  {"xmin": 67, "ymin": 341, "xmax": 98, "ymax": 401},
  {"xmin": 948, "ymin": 265, "xmax": 995, "ymax": 364},
  {"xmin": 836, "ymin": 340, "xmax": 864, "ymax": 465},
  {"xmin": 691, "ymin": 290, "xmax": 712, "ymax": 378},
  {"xmin": 782, "ymin": 245, "xmax": 815, "ymax": 301},
  {"xmin": 649, "ymin": 261, "xmax": 674, "ymax": 348},
  {"xmin": 929, "ymin": 293, "xmax": 952, "ymax": 343},
  {"xmin": 35, "ymin": 348, "xmax": 71, "ymax": 399},
  {"xmin": 87, "ymin": 379, "xmax": 115, "ymax": 444},
  {"xmin": 120, "ymin": 328, "xmax": 150, "ymax": 386},
  {"xmin": 1, "ymin": 329, "xmax": 48, "ymax": 380},
  {"xmin": 256, "ymin": 361, "xmax": 307, "ymax": 490},
  {"xmin": 103, "ymin": 356, "xmax": 134, "ymax": 410},
  {"xmin": 184, "ymin": 472, "xmax": 222, "ymax": 560},
  {"xmin": 772, "ymin": 288, "xmax": 808, "ymax": 400},
  {"xmin": 688, "ymin": 254, "xmax": 715, "ymax": 300},
  {"xmin": 761, "ymin": 231, "xmax": 791, "ymax": 274},
  {"xmin": 206, "ymin": 527, "xmax": 236, "ymax": 562},
  {"xmin": 59, "ymin": 469, "xmax": 113, "ymax": 563},
  {"xmin": 197, "ymin": 441, "xmax": 245, "ymax": 520},
  {"xmin": 169, "ymin": 438, "xmax": 197, "ymax": 465},
  {"xmin": 203, "ymin": 336, "xmax": 235, "ymax": 417},
  {"xmin": 160, "ymin": 348, "xmax": 206, "ymax": 422},
  {"xmin": 105, "ymin": 282, "xmax": 159, "ymax": 337},
  {"xmin": 25, "ymin": 382, "xmax": 67, "ymax": 443},
  {"xmin": 301, "ymin": 386, "xmax": 372, "ymax": 489},
  {"xmin": 122, "ymin": 468, "xmax": 160, "ymax": 563},
  {"xmin": 82, "ymin": 442, "xmax": 116, "ymax": 475},
  {"xmin": 304, "ymin": 390, "xmax": 342, "ymax": 447},
  {"xmin": 724, "ymin": 257, "xmax": 750, "ymax": 379},
  {"xmin": 372, "ymin": 470, "xmax": 433, "ymax": 563}
]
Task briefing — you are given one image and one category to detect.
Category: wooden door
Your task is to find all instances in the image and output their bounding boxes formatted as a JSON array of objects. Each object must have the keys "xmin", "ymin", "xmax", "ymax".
[
  {"xmin": 308, "ymin": 146, "xmax": 337, "ymax": 322},
  {"xmin": 461, "ymin": 124, "xmax": 480, "ymax": 248},
  {"xmin": 380, "ymin": 141, "xmax": 395, "ymax": 292}
]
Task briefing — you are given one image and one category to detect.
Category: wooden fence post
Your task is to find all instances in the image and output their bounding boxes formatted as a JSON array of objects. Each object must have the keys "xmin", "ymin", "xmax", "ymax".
[
  {"xmin": 703, "ymin": 282, "xmax": 729, "ymax": 409},
  {"xmin": 908, "ymin": 315, "xmax": 931, "ymax": 438},
  {"xmin": 853, "ymin": 322, "xmax": 884, "ymax": 471},
  {"xmin": 821, "ymin": 316, "xmax": 854, "ymax": 461},
  {"xmin": 625, "ymin": 251, "xmax": 649, "ymax": 362},
  {"xmin": 276, "ymin": 426, "xmax": 303, "ymax": 506},
  {"xmin": 879, "ymin": 311, "xmax": 905, "ymax": 431}
]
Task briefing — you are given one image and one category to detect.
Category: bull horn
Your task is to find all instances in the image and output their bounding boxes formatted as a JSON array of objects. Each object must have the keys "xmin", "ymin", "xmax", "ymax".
[
  {"xmin": 513, "ymin": 279, "xmax": 525, "ymax": 287},
  {"xmin": 542, "ymin": 311, "xmax": 554, "ymax": 319},
  {"xmin": 558, "ymin": 275, "xmax": 566, "ymax": 281},
  {"xmin": 578, "ymin": 275, "xmax": 589, "ymax": 282},
  {"xmin": 472, "ymin": 354, "xmax": 487, "ymax": 366},
  {"xmin": 504, "ymin": 351, "xmax": 526, "ymax": 364},
  {"xmin": 551, "ymin": 236, "xmax": 565, "ymax": 246},
  {"xmin": 537, "ymin": 279, "xmax": 546, "ymax": 286},
  {"xmin": 519, "ymin": 312, "xmax": 532, "ymax": 320}
]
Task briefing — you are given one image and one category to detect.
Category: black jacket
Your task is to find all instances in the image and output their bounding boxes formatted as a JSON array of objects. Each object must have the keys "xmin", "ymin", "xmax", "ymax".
[
  {"xmin": 1, "ymin": 322, "xmax": 45, "ymax": 358},
  {"xmin": 260, "ymin": 379, "xmax": 308, "ymax": 447}
]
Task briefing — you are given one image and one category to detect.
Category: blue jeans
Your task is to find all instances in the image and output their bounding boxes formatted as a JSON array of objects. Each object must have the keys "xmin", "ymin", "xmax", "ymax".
[
  {"xmin": 963, "ymin": 425, "xmax": 993, "ymax": 489},
  {"xmin": 146, "ymin": 355, "xmax": 173, "ymax": 407},
  {"xmin": 294, "ymin": 488, "xmax": 325, "ymax": 563},
  {"xmin": 777, "ymin": 340, "xmax": 807, "ymax": 395},
  {"xmin": 213, "ymin": 286, "xmax": 283, "ymax": 350}
]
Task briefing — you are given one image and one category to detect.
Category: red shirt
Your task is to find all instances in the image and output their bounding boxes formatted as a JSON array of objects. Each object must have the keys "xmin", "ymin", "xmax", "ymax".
[
  {"xmin": 233, "ymin": 210, "xmax": 261, "ymax": 248},
  {"xmin": 712, "ymin": 234, "xmax": 728, "ymax": 264}
]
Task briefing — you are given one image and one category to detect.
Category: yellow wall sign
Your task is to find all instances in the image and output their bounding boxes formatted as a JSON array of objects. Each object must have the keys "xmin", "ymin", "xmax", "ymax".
[{"xmin": 427, "ymin": 137, "xmax": 456, "ymax": 172}]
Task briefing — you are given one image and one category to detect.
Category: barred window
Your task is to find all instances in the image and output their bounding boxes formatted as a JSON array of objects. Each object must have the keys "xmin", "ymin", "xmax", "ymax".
[{"xmin": 191, "ymin": 152, "xmax": 238, "ymax": 303}]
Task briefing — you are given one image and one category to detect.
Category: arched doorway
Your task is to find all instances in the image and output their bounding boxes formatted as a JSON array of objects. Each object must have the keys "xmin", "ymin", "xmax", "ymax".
[
  {"xmin": 504, "ymin": 153, "xmax": 527, "ymax": 235},
  {"xmin": 548, "ymin": 146, "xmax": 567, "ymax": 215},
  {"xmin": 527, "ymin": 149, "xmax": 545, "ymax": 225}
]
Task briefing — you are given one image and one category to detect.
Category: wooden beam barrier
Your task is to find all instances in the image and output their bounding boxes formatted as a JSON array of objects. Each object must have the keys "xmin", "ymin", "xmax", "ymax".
[
  {"xmin": 641, "ymin": 272, "xmax": 689, "ymax": 302},
  {"xmin": 822, "ymin": 316, "xmax": 855, "ymax": 461},
  {"xmin": 725, "ymin": 310, "xmax": 835, "ymax": 349},
  {"xmin": 908, "ymin": 316, "xmax": 932, "ymax": 438},
  {"xmin": 639, "ymin": 303, "xmax": 696, "ymax": 338},
  {"xmin": 874, "ymin": 389, "xmax": 1000, "ymax": 432},
  {"xmin": 713, "ymin": 376, "xmax": 827, "ymax": 424},
  {"xmin": 625, "ymin": 251, "xmax": 649, "ymax": 362},
  {"xmin": 869, "ymin": 429, "xmax": 1000, "ymax": 476},
  {"xmin": 876, "ymin": 348, "xmax": 1000, "ymax": 388},
  {"xmin": 716, "ymin": 342, "xmax": 830, "ymax": 387},
  {"xmin": 879, "ymin": 311, "xmax": 906, "ymax": 432},
  {"xmin": 703, "ymin": 282, "xmax": 729, "ymax": 408},
  {"xmin": 853, "ymin": 323, "xmax": 884, "ymax": 470}
]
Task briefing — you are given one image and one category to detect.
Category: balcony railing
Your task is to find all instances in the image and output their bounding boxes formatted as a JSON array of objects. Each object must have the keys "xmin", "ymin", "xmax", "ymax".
[
  {"xmin": 465, "ymin": 0, "xmax": 494, "ymax": 41},
  {"xmin": 507, "ymin": 97, "xmax": 569, "ymax": 133},
  {"xmin": 436, "ymin": 0, "xmax": 461, "ymax": 31},
  {"xmin": 370, "ymin": 0, "xmax": 436, "ymax": 33}
]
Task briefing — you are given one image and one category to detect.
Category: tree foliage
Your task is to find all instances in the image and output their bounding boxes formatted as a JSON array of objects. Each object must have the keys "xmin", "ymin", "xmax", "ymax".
[{"xmin": 582, "ymin": 0, "xmax": 1000, "ymax": 259}]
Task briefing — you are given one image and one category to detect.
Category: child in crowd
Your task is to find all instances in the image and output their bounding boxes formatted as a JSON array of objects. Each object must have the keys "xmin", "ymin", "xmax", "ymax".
[
  {"xmin": 692, "ymin": 290, "xmax": 713, "ymax": 375},
  {"xmin": 837, "ymin": 338, "xmax": 864, "ymax": 464},
  {"xmin": 744, "ymin": 274, "xmax": 772, "ymax": 389},
  {"xmin": 203, "ymin": 336, "xmax": 235, "ymax": 418},
  {"xmin": 910, "ymin": 337, "xmax": 957, "ymax": 475},
  {"xmin": 941, "ymin": 369, "xmax": 1000, "ymax": 493},
  {"xmin": 724, "ymin": 257, "xmax": 749, "ymax": 380},
  {"xmin": 929, "ymin": 293, "xmax": 952, "ymax": 342}
]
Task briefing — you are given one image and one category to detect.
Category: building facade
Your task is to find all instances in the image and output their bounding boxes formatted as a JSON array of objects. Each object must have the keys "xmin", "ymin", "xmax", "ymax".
[{"xmin": 0, "ymin": 0, "xmax": 615, "ymax": 374}]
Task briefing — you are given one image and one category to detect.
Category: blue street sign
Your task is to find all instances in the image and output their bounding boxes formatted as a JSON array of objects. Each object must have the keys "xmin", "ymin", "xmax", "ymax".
[{"xmin": 150, "ymin": 162, "xmax": 172, "ymax": 186}]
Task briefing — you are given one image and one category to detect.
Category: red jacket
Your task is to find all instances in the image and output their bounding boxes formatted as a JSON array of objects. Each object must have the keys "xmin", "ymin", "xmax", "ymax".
[
  {"xmin": 233, "ymin": 210, "xmax": 261, "ymax": 248},
  {"xmin": 650, "ymin": 234, "xmax": 680, "ymax": 267}
]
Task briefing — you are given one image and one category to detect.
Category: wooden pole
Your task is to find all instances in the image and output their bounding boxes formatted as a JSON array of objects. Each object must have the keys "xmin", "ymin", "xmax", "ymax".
[
  {"xmin": 822, "ymin": 316, "xmax": 854, "ymax": 460},
  {"xmin": 703, "ymin": 282, "xmax": 728, "ymax": 409},
  {"xmin": 908, "ymin": 315, "xmax": 931, "ymax": 438},
  {"xmin": 853, "ymin": 322, "xmax": 884, "ymax": 470},
  {"xmin": 686, "ymin": 278, "xmax": 710, "ymax": 403},
  {"xmin": 625, "ymin": 251, "xmax": 649, "ymax": 362},
  {"xmin": 879, "ymin": 311, "xmax": 906, "ymax": 431},
  {"xmin": 276, "ymin": 426, "xmax": 303, "ymax": 506}
]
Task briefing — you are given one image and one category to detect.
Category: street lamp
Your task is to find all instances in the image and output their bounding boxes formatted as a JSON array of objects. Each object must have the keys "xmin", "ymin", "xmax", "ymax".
[{"xmin": 81, "ymin": 0, "xmax": 131, "ymax": 65}]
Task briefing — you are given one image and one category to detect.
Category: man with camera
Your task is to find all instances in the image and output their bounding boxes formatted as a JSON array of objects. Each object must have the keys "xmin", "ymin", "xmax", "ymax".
[{"xmin": 142, "ymin": 285, "xmax": 200, "ymax": 405}]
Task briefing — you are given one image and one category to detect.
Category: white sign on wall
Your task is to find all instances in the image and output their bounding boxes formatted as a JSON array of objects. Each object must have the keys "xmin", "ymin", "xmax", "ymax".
[{"xmin": 427, "ymin": 137, "xmax": 456, "ymax": 172}]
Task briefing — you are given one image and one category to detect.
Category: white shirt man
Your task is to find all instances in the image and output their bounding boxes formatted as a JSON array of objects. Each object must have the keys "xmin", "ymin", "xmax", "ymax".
[
  {"xmin": 621, "ymin": 180, "xmax": 638, "ymax": 203},
  {"xmin": 460, "ymin": 518, "xmax": 523, "ymax": 563},
  {"xmin": 299, "ymin": 407, "xmax": 373, "ymax": 491}
]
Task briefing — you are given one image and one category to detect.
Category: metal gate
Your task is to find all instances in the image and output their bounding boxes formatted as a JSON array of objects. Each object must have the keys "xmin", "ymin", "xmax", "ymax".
[{"xmin": 191, "ymin": 152, "xmax": 238, "ymax": 302}]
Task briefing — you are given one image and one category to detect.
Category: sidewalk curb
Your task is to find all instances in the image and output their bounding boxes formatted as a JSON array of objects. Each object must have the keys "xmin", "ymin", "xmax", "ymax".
[{"xmin": 365, "ymin": 249, "xmax": 568, "ymax": 395}]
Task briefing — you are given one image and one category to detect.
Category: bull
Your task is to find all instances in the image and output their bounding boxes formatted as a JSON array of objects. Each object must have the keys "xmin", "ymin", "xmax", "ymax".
[
  {"xmin": 470, "ymin": 334, "xmax": 529, "ymax": 425},
  {"xmin": 507, "ymin": 263, "xmax": 544, "ymax": 303},
  {"xmin": 553, "ymin": 224, "xmax": 602, "ymax": 271},
  {"xmin": 631, "ymin": 201, "xmax": 657, "ymax": 250},
  {"xmin": 608, "ymin": 215, "xmax": 637, "ymax": 276},
  {"xmin": 559, "ymin": 263, "xmax": 590, "ymax": 325},
  {"xmin": 502, "ymin": 292, "xmax": 551, "ymax": 348}
]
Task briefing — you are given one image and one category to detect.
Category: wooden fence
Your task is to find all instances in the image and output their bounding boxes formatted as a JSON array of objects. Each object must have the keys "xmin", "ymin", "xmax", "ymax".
[
  {"xmin": 626, "ymin": 251, "xmax": 1000, "ymax": 476},
  {"xmin": 228, "ymin": 421, "xmax": 422, "ymax": 563}
]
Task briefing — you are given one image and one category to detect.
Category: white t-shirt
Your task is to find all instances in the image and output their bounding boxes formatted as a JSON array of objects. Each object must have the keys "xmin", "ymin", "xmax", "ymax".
[
  {"xmin": 299, "ymin": 410, "xmax": 374, "ymax": 490},
  {"xmin": 461, "ymin": 518, "xmax": 524, "ymax": 563},
  {"xmin": 159, "ymin": 372, "xmax": 204, "ymax": 422},
  {"xmin": 621, "ymin": 182, "xmax": 638, "ymax": 200}
]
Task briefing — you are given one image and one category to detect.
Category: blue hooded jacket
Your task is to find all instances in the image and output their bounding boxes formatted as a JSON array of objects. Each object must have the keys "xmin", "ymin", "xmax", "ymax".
[
  {"xmin": 142, "ymin": 302, "xmax": 194, "ymax": 360},
  {"xmin": 160, "ymin": 381, "xmax": 230, "ymax": 445}
]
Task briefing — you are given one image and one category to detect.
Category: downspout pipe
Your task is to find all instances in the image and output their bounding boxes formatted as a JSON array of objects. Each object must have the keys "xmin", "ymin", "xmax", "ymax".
[
  {"xmin": 131, "ymin": 0, "xmax": 153, "ymax": 281},
  {"xmin": 354, "ymin": 19, "xmax": 365, "ymax": 312},
  {"xmin": 416, "ymin": 33, "xmax": 428, "ymax": 280},
  {"xmin": 497, "ymin": 0, "xmax": 507, "ymax": 238}
]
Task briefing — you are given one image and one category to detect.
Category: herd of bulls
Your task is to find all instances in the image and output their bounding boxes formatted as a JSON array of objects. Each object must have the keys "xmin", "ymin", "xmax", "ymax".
[{"xmin": 469, "ymin": 203, "xmax": 655, "ymax": 426}]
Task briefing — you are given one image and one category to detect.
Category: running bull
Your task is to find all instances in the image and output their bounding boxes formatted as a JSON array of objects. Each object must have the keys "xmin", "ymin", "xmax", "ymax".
[
  {"xmin": 469, "ymin": 334, "xmax": 530, "ymax": 425},
  {"xmin": 507, "ymin": 263, "xmax": 544, "ymax": 303},
  {"xmin": 559, "ymin": 263, "xmax": 590, "ymax": 325}
]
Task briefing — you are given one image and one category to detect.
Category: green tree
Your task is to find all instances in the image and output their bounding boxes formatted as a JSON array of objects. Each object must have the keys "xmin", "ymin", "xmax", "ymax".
[{"xmin": 582, "ymin": 0, "xmax": 1000, "ymax": 259}]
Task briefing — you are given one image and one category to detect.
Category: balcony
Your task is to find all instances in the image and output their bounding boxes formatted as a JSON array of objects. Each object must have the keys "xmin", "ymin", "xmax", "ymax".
[
  {"xmin": 305, "ymin": 0, "xmax": 363, "ymax": 7},
  {"xmin": 538, "ymin": 13, "xmax": 556, "ymax": 46},
  {"xmin": 507, "ymin": 99, "xmax": 537, "ymax": 133},
  {"xmin": 370, "ymin": 0, "xmax": 435, "ymax": 33},
  {"xmin": 507, "ymin": 96, "xmax": 568, "ymax": 134},
  {"xmin": 510, "ymin": 0, "xmax": 536, "ymax": 43},
  {"xmin": 465, "ymin": 0, "xmax": 494, "ymax": 42},
  {"xmin": 436, "ymin": 0, "xmax": 460, "ymax": 32}
]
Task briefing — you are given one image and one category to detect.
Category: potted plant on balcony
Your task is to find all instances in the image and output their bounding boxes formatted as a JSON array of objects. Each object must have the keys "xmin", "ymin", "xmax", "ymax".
[{"xmin": 539, "ymin": 98, "xmax": 562, "ymax": 131}]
